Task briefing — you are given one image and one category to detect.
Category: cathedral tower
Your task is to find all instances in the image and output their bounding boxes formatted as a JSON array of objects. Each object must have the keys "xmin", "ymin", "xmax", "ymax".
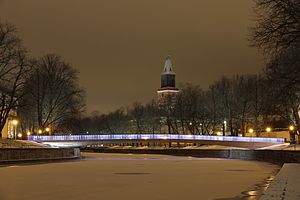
[{"xmin": 157, "ymin": 56, "xmax": 179, "ymax": 106}]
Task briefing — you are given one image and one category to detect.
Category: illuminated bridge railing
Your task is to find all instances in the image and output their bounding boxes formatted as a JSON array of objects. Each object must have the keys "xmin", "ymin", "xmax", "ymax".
[{"xmin": 28, "ymin": 134, "xmax": 285, "ymax": 143}]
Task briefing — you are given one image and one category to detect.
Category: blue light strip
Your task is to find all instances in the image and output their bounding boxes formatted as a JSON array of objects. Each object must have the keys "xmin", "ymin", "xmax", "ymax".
[{"xmin": 28, "ymin": 134, "xmax": 285, "ymax": 143}]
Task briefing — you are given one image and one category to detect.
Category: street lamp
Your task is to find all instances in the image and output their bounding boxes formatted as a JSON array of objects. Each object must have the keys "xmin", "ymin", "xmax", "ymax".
[
  {"xmin": 45, "ymin": 127, "xmax": 50, "ymax": 134},
  {"xmin": 266, "ymin": 127, "xmax": 272, "ymax": 133},
  {"xmin": 200, "ymin": 123, "xmax": 204, "ymax": 135},
  {"xmin": 27, "ymin": 131, "xmax": 31, "ymax": 136},
  {"xmin": 17, "ymin": 133, "xmax": 22, "ymax": 139},
  {"xmin": 12, "ymin": 119, "xmax": 18, "ymax": 126},
  {"xmin": 189, "ymin": 122, "xmax": 193, "ymax": 134},
  {"xmin": 248, "ymin": 128, "xmax": 254, "ymax": 134},
  {"xmin": 12, "ymin": 119, "xmax": 18, "ymax": 139},
  {"xmin": 38, "ymin": 129, "xmax": 42, "ymax": 134},
  {"xmin": 289, "ymin": 125, "xmax": 296, "ymax": 145},
  {"xmin": 216, "ymin": 131, "xmax": 223, "ymax": 136},
  {"xmin": 223, "ymin": 121, "xmax": 227, "ymax": 136}
]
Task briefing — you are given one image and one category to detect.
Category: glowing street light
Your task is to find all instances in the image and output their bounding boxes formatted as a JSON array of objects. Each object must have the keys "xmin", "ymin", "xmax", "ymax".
[
  {"xmin": 199, "ymin": 123, "xmax": 204, "ymax": 135},
  {"xmin": 266, "ymin": 127, "xmax": 272, "ymax": 133},
  {"xmin": 45, "ymin": 127, "xmax": 50, "ymax": 132},
  {"xmin": 223, "ymin": 120, "xmax": 227, "ymax": 136},
  {"xmin": 12, "ymin": 119, "xmax": 18, "ymax": 126},
  {"xmin": 216, "ymin": 132, "xmax": 223, "ymax": 136},
  {"xmin": 12, "ymin": 119, "xmax": 18, "ymax": 139},
  {"xmin": 27, "ymin": 131, "xmax": 31, "ymax": 136},
  {"xmin": 38, "ymin": 129, "xmax": 43, "ymax": 134},
  {"xmin": 248, "ymin": 128, "xmax": 254, "ymax": 134},
  {"xmin": 289, "ymin": 125, "xmax": 296, "ymax": 145},
  {"xmin": 17, "ymin": 133, "xmax": 22, "ymax": 139}
]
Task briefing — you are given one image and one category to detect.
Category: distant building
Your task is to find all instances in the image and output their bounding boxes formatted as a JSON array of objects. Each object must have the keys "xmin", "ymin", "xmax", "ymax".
[
  {"xmin": 157, "ymin": 56, "xmax": 179, "ymax": 106},
  {"xmin": 1, "ymin": 110, "xmax": 17, "ymax": 139}
]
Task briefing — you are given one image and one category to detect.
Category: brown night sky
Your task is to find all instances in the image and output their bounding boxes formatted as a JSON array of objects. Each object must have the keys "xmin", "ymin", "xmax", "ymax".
[{"xmin": 0, "ymin": 0, "xmax": 265, "ymax": 113}]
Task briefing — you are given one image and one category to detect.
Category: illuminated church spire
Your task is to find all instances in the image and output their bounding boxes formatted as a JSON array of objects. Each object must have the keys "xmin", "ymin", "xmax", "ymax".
[
  {"xmin": 157, "ymin": 55, "xmax": 179, "ymax": 108},
  {"xmin": 163, "ymin": 56, "xmax": 174, "ymax": 74},
  {"xmin": 161, "ymin": 56, "xmax": 176, "ymax": 88}
]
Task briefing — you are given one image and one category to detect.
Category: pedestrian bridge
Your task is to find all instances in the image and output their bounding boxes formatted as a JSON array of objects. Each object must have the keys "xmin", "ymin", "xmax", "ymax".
[{"xmin": 28, "ymin": 134, "xmax": 285, "ymax": 149}]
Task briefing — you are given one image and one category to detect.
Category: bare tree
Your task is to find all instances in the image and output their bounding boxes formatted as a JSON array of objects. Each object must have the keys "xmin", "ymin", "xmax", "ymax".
[
  {"xmin": 208, "ymin": 75, "xmax": 271, "ymax": 136},
  {"xmin": 129, "ymin": 102, "xmax": 146, "ymax": 134},
  {"xmin": 251, "ymin": 0, "xmax": 300, "ymax": 134},
  {"xmin": 0, "ymin": 22, "xmax": 31, "ymax": 137},
  {"xmin": 248, "ymin": 75, "xmax": 272, "ymax": 135},
  {"xmin": 204, "ymin": 86, "xmax": 219, "ymax": 134},
  {"xmin": 174, "ymin": 83, "xmax": 205, "ymax": 134},
  {"xmin": 159, "ymin": 95, "xmax": 176, "ymax": 134},
  {"xmin": 18, "ymin": 54, "xmax": 85, "ymax": 133},
  {"xmin": 143, "ymin": 100, "xmax": 160, "ymax": 133},
  {"xmin": 265, "ymin": 47, "xmax": 300, "ymax": 133},
  {"xmin": 211, "ymin": 77, "xmax": 236, "ymax": 135},
  {"xmin": 251, "ymin": 0, "xmax": 300, "ymax": 56}
]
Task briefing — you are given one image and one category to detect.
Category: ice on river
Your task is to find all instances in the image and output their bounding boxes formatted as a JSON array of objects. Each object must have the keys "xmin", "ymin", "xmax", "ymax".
[{"xmin": 0, "ymin": 153, "xmax": 278, "ymax": 200}]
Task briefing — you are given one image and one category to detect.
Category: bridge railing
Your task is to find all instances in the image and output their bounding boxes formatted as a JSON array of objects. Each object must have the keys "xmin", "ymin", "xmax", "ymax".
[{"xmin": 28, "ymin": 134, "xmax": 285, "ymax": 143}]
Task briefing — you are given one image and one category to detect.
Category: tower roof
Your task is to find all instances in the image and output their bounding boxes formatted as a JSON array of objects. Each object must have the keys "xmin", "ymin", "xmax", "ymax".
[{"xmin": 163, "ymin": 56, "xmax": 175, "ymax": 74}]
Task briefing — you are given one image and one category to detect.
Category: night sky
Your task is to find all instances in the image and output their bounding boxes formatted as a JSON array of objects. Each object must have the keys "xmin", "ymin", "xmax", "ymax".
[{"xmin": 0, "ymin": 0, "xmax": 264, "ymax": 113}]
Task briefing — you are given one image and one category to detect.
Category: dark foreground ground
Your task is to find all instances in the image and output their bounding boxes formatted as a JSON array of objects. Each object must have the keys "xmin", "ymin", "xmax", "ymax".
[{"xmin": 0, "ymin": 153, "xmax": 279, "ymax": 200}]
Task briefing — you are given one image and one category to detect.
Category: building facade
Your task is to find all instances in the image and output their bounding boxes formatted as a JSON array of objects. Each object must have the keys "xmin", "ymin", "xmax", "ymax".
[
  {"xmin": 1, "ymin": 110, "xmax": 17, "ymax": 139},
  {"xmin": 157, "ymin": 56, "xmax": 179, "ymax": 106}
]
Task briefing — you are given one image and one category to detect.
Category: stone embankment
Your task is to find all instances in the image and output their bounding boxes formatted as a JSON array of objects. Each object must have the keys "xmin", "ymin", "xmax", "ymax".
[
  {"xmin": 0, "ymin": 138, "xmax": 47, "ymax": 148},
  {"xmin": 0, "ymin": 148, "xmax": 80, "ymax": 164},
  {"xmin": 84, "ymin": 148, "xmax": 300, "ymax": 164},
  {"xmin": 0, "ymin": 139, "xmax": 80, "ymax": 164}
]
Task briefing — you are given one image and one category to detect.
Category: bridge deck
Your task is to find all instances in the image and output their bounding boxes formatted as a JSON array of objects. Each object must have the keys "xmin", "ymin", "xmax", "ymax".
[
  {"xmin": 29, "ymin": 134, "xmax": 284, "ymax": 143},
  {"xmin": 28, "ymin": 134, "xmax": 285, "ymax": 149}
]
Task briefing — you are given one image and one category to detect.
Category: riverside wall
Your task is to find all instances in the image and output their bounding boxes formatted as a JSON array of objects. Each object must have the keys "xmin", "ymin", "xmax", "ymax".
[
  {"xmin": 86, "ymin": 148, "xmax": 300, "ymax": 165},
  {"xmin": 0, "ymin": 148, "xmax": 80, "ymax": 164}
]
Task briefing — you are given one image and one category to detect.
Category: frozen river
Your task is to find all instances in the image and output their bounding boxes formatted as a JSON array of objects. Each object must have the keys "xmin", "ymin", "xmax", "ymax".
[{"xmin": 0, "ymin": 153, "xmax": 278, "ymax": 200}]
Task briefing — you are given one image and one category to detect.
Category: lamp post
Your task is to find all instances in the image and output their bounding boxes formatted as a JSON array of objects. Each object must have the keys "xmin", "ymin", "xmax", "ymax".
[
  {"xmin": 12, "ymin": 119, "xmax": 18, "ymax": 140},
  {"xmin": 248, "ymin": 128, "xmax": 254, "ymax": 137},
  {"xmin": 200, "ymin": 123, "xmax": 204, "ymax": 135},
  {"xmin": 222, "ymin": 121, "xmax": 227, "ymax": 136},
  {"xmin": 45, "ymin": 127, "xmax": 50, "ymax": 135},
  {"xmin": 289, "ymin": 125, "xmax": 296, "ymax": 146},
  {"xmin": 17, "ymin": 133, "xmax": 22, "ymax": 139},
  {"xmin": 27, "ymin": 131, "xmax": 31, "ymax": 139},
  {"xmin": 189, "ymin": 122, "xmax": 193, "ymax": 134},
  {"xmin": 266, "ymin": 127, "xmax": 271, "ymax": 133}
]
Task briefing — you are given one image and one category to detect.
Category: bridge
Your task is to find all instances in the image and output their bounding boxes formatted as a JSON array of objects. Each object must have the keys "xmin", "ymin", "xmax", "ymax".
[{"xmin": 28, "ymin": 134, "xmax": 286, "ymax": 149}]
